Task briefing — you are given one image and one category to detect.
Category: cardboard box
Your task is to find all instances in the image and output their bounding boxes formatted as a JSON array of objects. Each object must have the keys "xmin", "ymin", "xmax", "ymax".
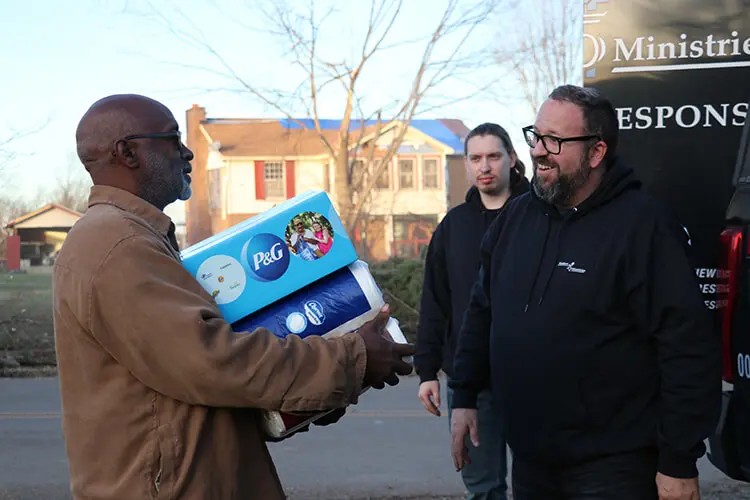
[{"xmin": 181, "ymin": 190, "xmax": 358, "ymax": 323}]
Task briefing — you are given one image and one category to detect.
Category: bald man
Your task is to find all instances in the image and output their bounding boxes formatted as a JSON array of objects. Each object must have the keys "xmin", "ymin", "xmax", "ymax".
[{"xmin": 52, "ymin": 94, "xmax": 414, "ymax": 499}]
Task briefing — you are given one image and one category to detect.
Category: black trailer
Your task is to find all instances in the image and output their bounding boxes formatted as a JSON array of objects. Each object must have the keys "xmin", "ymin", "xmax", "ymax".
[{"xmin": 583, "ymin": 0, "xmax": 750, "ymax": 482}]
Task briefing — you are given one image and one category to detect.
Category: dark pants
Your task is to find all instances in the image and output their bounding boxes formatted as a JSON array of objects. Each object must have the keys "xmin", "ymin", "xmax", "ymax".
[
  {"xmin": 511, "ymin": 449, "xmax": 659, "ymax": 500},
  {"xmin": 446, "ymin": 380, "xmax": 508, "ymax": 500}
]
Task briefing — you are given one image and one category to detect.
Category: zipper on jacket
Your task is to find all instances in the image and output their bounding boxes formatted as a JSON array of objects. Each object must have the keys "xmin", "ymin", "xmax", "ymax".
[
  {"xmin": 525, "ymin": 206, "xmax": 579, "ymax": 311},
  {"xmin": 524, "ymin": 213, "xmax": 551, "ymax": 312}
]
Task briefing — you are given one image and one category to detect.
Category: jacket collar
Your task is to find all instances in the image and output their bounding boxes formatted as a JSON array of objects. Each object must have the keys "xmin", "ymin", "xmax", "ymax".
[{"xmin": 87, "ymin": 185, "xmax": 175, "ymax": 237}]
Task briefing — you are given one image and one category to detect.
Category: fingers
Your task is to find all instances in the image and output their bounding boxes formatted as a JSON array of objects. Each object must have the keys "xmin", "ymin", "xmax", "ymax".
[
  {"xmin": 392, "ymin": 342, "xmax": 416, "ymax": 356},
  {"xmin": 450, "ymin": 416, "xmax": 469, "ymax": 471},
  {"xmin": 418, "ymin": 390, "xmax": 438, "ymax": 416},
  {"xmin": 422, "ymin": 398, "xmax": 440, "ymax": 416},
  {"xmin": 370, "ymin": 379, "xmax": 385, "ymax": 390},
  {"xmin": 468, "ymin": 418, "xmax": 480, "ymax": 448},
  {"xmin": 451, "ymin": 429, "xmax": 468, "ymax": 471},
  {"xmin": 451, "ymin": 438, "xmax": 463, "ymax": 471},
  {"xmin": 370, "ymin": 304, "xmax": 391, "ymax": 331},
  {"xmin": 393, "ymin": 358, "xmax": 413, "ymax": 376},
  {"xmin": 434, "ymin": 387, "xmax": 441, "ymax": 409}
]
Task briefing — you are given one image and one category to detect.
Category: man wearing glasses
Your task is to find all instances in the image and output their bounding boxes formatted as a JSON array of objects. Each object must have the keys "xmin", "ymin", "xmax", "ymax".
[
  {"xmin": 52, "ymin": 94, "xmax": 414, "ymax": 499},
  {"xmin": 448, "ymin": 85, "xmax": 721, "ymax": 500}
]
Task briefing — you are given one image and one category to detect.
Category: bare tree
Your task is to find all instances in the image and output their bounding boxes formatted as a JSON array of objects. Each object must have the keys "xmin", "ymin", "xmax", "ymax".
[
  {"xmin": 0, "ymin": 126, "xmax": 46, "ymax": 197},
  {"xmin": 136, "ymin": 0, "xmax": 503, "ymax": 235},
  {"xmin": 0, "ymin": 126, "xmax": 49, "ymax": 262},
  {"xmin": 46, "ymin": 162, "xmax": 92, "ymax": 213},
  {"xmin": 494, "ymin": 0, "xmax": 583, "ymax": 117}
]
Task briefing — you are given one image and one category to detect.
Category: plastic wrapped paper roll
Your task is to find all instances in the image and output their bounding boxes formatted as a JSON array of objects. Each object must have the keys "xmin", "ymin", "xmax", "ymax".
[
  {"xmin": 232, "ymin": 260, "xmax": 385, "ymax": 339},
  {"xmin": 261, "ymin": 317, "xmax": 410, "ymax": 439}
]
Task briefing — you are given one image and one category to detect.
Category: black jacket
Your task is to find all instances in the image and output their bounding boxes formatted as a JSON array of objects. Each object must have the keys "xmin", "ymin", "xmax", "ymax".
[
  {"xmin": 414, "ymin": 176, "xmax": 529, "ymax": 382},
  {"xmin": 449, "ymin": 159, "xmax": 722, "ymax": 478}
]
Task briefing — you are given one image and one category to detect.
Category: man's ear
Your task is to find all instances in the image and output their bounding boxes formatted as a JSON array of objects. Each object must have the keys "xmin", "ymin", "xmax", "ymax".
[
  {"xmin": 114, "ymin": 140, "xmax": 140, "ymax": 170},
  {"xmin": 588, "ymin": 141, "xmax": 608, "ymax": 170},
  {"xmin": 509, "ymin": 150, "xmax": 518, "ymax": 171}
]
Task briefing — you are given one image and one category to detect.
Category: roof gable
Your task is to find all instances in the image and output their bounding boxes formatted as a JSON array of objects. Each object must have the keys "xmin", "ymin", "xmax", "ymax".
[
  {"xmin": 200, "ymin": 117, "xmax": 468, "ymax": 157},
  {"xmin": 6, "ymin": 203, "xmax": 83, "ymax": 229}
]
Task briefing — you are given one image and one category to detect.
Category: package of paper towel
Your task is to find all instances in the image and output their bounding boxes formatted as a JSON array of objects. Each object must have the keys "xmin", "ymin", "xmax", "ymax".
[
  {"xmin": 231, "ymin": 260, "xmax": 387, "ymax": 339},
  {"xmin": 230, "ymin": 259, "xmax": 410, "ymax": 439}
]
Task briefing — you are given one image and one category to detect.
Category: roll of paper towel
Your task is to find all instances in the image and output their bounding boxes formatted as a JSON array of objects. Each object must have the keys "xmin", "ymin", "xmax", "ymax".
[
  {"xmin": 261, "ymin": 317, "xmax": 410, "ymax": 439},
  {"xmin": 232, "ymin": 260, "xmax": 385, "ymax": 339}
]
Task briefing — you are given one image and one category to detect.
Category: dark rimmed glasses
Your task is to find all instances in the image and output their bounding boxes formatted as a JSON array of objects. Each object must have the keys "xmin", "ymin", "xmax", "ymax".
[
  {"xmin": 112, "ymin": 131, "xmax": 183, "ymax": 156},
  {"xmin": 522, "ymin": 125, "xmax": 600, "ymax": 155},
  {"xmin": 120, "ymin": 130, "xmax": 182, "ymax": 143}
]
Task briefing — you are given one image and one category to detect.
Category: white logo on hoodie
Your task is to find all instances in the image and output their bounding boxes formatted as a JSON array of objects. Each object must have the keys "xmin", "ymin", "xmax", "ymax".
[{"xmin": 558, "ymin": 261, "xmax": 587, "ymax": 274}]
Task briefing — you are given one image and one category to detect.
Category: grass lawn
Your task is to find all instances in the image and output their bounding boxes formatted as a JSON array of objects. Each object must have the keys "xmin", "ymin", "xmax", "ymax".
[
  {"xmin": 0, "ymin": 258, "xmax": 423, "ymax": 378},
  {"xmin": 0, "ymin": 269, "xmax": 57, "ymax": 376}
]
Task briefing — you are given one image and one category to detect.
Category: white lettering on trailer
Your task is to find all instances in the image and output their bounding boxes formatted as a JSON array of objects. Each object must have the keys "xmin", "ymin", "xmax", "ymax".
[
  {"xmin": 617, "ymin": 103, "xmax": 748, "ymax": 130},
  {"xmin": 738, "ymin": 353, "xmax": 750, "ymax": 380}
]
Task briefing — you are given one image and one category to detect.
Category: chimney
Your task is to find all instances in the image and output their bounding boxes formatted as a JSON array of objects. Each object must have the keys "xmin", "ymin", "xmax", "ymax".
[{"xmin": 185, "ymin": 104, "xmax": 212, "ymax": 246}]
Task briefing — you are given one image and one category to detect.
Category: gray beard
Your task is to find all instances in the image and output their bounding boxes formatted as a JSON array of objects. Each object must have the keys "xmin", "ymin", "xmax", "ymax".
[
  {"xmin": 140, "ymin": 152, "xmax": 190, "ymax": 210},
  {"xmin": 532, "ymin": 158, "xmax": 591, "ymax": 207}
]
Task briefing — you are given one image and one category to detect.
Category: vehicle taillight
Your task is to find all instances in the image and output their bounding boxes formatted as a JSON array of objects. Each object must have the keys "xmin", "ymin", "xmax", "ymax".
[{"xmin": 719, "ymin": 228, "xmax": 743, "ymax": 382}]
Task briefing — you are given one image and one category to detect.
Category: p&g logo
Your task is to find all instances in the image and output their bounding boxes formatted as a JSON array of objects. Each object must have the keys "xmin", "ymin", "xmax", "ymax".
[{"xmin": 241, "ymin": 233, "xmax": 290, "ymax": 282}]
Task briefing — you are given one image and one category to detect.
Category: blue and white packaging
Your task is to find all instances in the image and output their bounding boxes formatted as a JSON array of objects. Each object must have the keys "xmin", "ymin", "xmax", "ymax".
[
  {"xmin": 180, "ymin": 190, "xmax": 358, "ymax": 323},
  {"xmin": 232, "ymin": 260, "xmax": 385, "ymax": 339}
]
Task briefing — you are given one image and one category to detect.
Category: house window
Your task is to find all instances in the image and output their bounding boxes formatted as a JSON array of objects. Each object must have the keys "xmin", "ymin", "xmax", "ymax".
[
  {"xmin": 208, "ymin": 169, "xmax": 221, "ymax": 211},
  {"xmin": 423, "ymin": 159, "xmax": 439, "ymax": 189},
  {"xmin": 399, "ymin": 159, "xmax": 414, "ymax": 189},
  {"xmin": 264, "ymin": 161, "xmax": 284, "ymax": 198},
  {"xmin": 375, "ymin": 163, "xmax": 390, "ymax": 189}
]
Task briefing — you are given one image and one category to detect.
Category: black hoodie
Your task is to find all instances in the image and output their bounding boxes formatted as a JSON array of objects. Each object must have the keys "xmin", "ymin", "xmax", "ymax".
[
  {"xmin": 414, "ymin": 175, "xmax": 529, "ymax": 383},
  {"xmin": 449, "ymin": 159, "xmax": 722, "ymax": 478}
]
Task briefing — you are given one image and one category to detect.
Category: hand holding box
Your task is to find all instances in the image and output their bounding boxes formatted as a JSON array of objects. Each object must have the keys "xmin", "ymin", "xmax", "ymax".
[{"xmin": 261, "ymin": 316, "xmax": 414, "ymax": 439}]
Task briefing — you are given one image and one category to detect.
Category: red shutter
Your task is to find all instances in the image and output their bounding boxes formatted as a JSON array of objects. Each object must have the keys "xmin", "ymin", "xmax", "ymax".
[
  {"xmin": 285, "ymin": 160, "xmax": 296, "ymax": 198},
  {"xmin": 254, "ymin": 160, "xmax": 265, "ymax": 200}
]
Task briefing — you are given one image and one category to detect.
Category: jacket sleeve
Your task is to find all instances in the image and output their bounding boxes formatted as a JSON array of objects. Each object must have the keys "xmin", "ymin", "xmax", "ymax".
[
  {"xmin": 448, "ymin": 211, "xmax": 505, "ymax": 409},
  {"xmin": 87, "ymin": 234, "xmax": 367, "ymax": 412},
  {"xmin": 414, "ymin": 221, "xmax": 450, "ymax": 383},
  {"xmin": 626, "ymin": 209, "xmax": 722, "ymax": 478}
]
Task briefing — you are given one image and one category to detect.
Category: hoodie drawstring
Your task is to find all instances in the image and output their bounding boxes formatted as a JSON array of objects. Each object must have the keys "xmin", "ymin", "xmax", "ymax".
[
  {"xmin": 524, "ymin": 214, "xmax": 552, "ymax": 312},
  {"xmin": 524, "ymin": 207, "xmax": 578, "ymax": 311}
]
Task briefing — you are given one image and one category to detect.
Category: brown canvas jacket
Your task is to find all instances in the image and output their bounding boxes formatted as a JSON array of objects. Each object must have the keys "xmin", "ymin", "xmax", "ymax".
[{"xmin": 52, "ymin": 185, "xmax": 367, "ymax": 499}]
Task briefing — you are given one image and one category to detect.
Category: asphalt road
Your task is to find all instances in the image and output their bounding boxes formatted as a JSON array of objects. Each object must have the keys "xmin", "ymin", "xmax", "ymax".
[{"xmin": 0, "ymin": 376, "xmax": 749, "ymax": 499}]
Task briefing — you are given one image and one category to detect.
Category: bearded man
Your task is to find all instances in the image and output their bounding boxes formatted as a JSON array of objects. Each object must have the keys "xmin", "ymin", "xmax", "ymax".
[{"xmin": 446, "ymin": 85, "xmax": 722, "ymax": 500}]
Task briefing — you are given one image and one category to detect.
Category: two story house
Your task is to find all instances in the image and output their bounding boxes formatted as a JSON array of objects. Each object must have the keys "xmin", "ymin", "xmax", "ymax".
[{"xmin": 184, "ymin": 104, "xmax": 471, "ymax": 261}]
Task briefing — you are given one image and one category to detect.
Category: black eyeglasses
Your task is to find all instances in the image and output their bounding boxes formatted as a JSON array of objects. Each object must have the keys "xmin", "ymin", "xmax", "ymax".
[
  {"xmin": 112, "ymin": 131, "xmax": 183, "ymax": 156},
  {"xmin": 120, "ymin": 131, "xmax": 182, "ymax": 142},
  {"xmin": 522, "ymin": 125, "xmax": 600, "ymax": 155}
]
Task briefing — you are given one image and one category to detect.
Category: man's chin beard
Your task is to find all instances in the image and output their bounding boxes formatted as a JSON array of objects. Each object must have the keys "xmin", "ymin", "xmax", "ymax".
[
  {"xmin": 532, "ymin": 164, "xmax": 591, "ymax": 207},
  {"xmin": 476, "ymin": 180, "xmax": 508, "ymax": 197},
  {"xmin": 178, "ymin": 183, "xmax": 192, "ymax": 201}
]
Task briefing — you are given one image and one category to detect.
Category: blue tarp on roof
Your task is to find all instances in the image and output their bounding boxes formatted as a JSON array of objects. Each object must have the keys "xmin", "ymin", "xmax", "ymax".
[{"xmin": 278, "ymin": 118, "xmax": 463, "ymax": 153}]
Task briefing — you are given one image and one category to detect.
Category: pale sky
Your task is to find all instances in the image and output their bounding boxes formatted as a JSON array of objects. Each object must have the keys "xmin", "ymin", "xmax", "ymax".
[{"xmin": 0, "ymin": 0, "xmax": 555, "ymax": 223}]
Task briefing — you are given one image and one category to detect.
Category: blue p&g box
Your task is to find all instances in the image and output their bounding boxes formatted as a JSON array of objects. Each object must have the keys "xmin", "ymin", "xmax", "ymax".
[{"xmin": 180, "ymin": 190, "xmax": 358, "ymax": 323}]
